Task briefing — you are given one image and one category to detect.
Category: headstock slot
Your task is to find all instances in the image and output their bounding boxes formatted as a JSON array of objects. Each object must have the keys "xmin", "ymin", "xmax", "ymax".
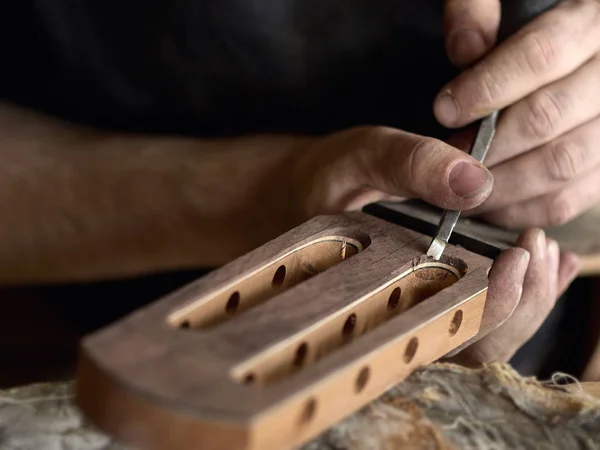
[
  {"xmin": 167, "ymin": 235, "xmax": 368, "ymax": 330},
  {"xmin": 231, "ymin": 256, "xmax": 466, "ymax": 387}
]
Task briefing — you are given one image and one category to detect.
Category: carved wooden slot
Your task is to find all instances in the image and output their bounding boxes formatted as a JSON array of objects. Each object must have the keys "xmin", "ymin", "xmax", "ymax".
[
  {"xmin": 167, "ymin": 235, "xmax": 367, "ymax": 330},
  {"xmin": 75, "ymin": 211, "xmax": 492, "ymax": 450},
  {"xmin": 231, "ymin": 258, "xmax": 466, "ymax": 387}
]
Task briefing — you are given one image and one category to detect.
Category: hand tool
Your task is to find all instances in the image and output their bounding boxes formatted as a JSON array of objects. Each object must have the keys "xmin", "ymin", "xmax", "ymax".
[
  {"xmin": 426, "ymin": 0, "xmax": 561, "ymax": 260},
  {"xmin": 426, "ymin": 111, "xmax": 499, "ymax": 259}
]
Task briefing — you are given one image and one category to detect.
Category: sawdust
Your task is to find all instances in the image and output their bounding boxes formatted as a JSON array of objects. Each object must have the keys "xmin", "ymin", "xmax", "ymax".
[{"xmin": 3, "ymin": 362, "xmax": 600, "ymax": 449}]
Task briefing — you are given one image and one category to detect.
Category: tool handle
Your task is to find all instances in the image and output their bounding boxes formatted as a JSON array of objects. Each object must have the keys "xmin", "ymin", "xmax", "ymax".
[{"xmin": 498, "ymin": 0, "xmax": 561, "ymax": 41}]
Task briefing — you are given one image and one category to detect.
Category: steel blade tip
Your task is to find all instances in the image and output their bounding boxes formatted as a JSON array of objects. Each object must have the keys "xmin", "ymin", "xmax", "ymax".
[{"xmin": 426, "ymin": 237, "xmax": 446, "ymax": 260}]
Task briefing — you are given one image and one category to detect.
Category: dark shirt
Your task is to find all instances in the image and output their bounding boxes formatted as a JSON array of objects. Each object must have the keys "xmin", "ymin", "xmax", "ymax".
[{"xmin": 0, "ymin": 0, "xmax": 457, "ymax": 139}]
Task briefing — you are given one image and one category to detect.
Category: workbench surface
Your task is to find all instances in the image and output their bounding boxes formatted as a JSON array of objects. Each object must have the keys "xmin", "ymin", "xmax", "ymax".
[{"xmin": 2, "ymin": 363, "xmax": 600, "ymax": 450}]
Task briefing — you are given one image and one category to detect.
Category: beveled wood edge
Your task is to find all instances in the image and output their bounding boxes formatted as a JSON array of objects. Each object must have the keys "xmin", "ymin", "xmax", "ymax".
[{"xmin": 75, "ymin": 353, "xmax": 251, "ymax": 450}]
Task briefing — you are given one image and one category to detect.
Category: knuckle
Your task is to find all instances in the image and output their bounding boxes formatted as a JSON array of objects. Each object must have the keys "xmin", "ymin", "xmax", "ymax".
[
  {"xmin": 359, "ymin": 127, "xmax": 449, "ymax": 195},
  {"xmin": 353, "ymin": 125, "xmax": 393, "ymax": 167},
  {"xmin": 406, "ymin": 137, "xmax": 443, "ymax": 179},
  {"xmin": 480, "ymin": 205, "xmax": 518, "ymax": 229},
  {"xmin": 354, "ymin": 125, "xmax": 387, "ymax": 153},
  {"xmin": 473, "ymin": 68, "xmax": 503, "ymax": 105},
  {"xmin": 546, "ymin": 193, "xmax": 576, "ymax": 226},
  {"xmin": 519, "ymin": 90, "xmax": 563, "ymax": 140},
  {"xmin": 492, "ymin": 208, "xmax": 519, "ymax": 229},
  {"xmin": 411, "ymin": 136, "xmax": 448, "ymax": 160},
  {"xmin": 544, "ymin": 139, "xmax": 585, "ymax": 182},
  {"xmin": 520, "ymin": 30, "xmax": 559, "ymax": 75},
  {"xmin": 405, "ymin": 137, "xmax": 454, "ymax": 201}
]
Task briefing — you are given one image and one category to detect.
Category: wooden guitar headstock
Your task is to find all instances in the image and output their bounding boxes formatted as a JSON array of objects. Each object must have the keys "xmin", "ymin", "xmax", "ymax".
[{"xmin": 75, "ymin": 210, "xmax": 491, "ymax": 450}]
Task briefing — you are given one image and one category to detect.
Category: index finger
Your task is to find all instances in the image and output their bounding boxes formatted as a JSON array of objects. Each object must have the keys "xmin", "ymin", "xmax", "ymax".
[{"xmin": 434, "ymin": 0, "xmax": 600, "ymax": 128}]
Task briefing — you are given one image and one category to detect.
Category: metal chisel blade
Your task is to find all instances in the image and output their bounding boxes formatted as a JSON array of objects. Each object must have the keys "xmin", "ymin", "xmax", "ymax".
[{"xmin": 426, "ymin": 110, "xmax": 499, "ymax": 260}]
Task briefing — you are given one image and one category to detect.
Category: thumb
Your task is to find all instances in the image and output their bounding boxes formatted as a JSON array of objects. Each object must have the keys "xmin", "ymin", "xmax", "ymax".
[
  {"xmin": 444, "ymin": 0, "xmax": 500, "ymax": 67},
  {"xmin": 302, "ymin": 126, "xmax": 494, "ymax": 215}
]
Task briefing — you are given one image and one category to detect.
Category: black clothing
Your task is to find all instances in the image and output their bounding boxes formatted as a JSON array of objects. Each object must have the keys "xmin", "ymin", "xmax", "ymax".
[{"xmin": 0, "ymin": 0, "xmax": 455, "ymax": 138}]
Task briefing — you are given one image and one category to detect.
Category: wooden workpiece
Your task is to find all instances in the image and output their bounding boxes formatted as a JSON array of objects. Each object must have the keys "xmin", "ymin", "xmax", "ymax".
[{"xmin": 75, "ymin": 211, "xmax": 492, "ymax": 450}]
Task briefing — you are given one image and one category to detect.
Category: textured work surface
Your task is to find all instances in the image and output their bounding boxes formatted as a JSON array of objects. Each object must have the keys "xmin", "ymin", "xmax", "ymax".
[
  {"xmin": 3, "ymin": 363, "xmax": 600, "ymax": 450},
  {"xmin": 309, "ymin": 363, "xmax": 600, "ymax": 450}
]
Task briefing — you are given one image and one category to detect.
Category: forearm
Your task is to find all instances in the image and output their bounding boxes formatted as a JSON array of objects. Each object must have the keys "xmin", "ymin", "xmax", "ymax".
[{"xmin": 0, "ymin": 101, "xmax": 303, "ymax": 284}]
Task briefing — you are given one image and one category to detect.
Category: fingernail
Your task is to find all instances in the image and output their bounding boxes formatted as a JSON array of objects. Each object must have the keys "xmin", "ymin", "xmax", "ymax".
[
  {"xmin": 447, "ymin": 29, "xmax": 487, "ymax": 66},
  {"xmin": 519, "ymin": 249, "xmax": 531, "ymax": 265},
  {"xmin": 449, "ymin": 162, "xmax": 493, "ymax": 198},
  {"xmin": 547, "ymin": 239, "xmax": 559, "ymax": 267},
  {"xmin": 435, "ymin": 91, "xmax": 460, "ymax": 125},
  {"xmin": 536, "ymin": 230, "xmax": 547, "ymax": 257},
  {"xmin": 511, "ymin": 248, "xmax": 531, "ymax": 275}
]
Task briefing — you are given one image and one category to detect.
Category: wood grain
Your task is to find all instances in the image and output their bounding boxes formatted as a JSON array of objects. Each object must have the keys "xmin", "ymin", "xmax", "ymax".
[{"xmin": 75, "ymin": 211, "xmax": 492, "ymax": 450}]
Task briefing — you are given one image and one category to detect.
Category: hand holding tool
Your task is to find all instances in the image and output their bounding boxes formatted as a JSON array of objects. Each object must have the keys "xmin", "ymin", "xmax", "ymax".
[
  {"xmin": 427, "ymin": 111, "xmax": 498, "ymax": 259},
  {"xmin": 427, "ymin": 0, "xmax": 560, "ymax": 259}
]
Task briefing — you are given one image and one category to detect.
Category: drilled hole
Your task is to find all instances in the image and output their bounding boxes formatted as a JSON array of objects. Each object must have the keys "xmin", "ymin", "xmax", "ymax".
[
  {"xmin": 299, "ymin": 398, "xmax": 317, "ymax": 424},
  {"xmin": 179, "ymin": 321, "xmax": 190, "ymax": 329},
  {"xmin": 232, "ymin": 264, "xmax": 462, "ymax": 387},
  {"xmin": 225, "ymin": 291, "xmax": 240, "ymax": 313},
  {"xmin": 404, "ymin": 337, "xmax": 419, "ymax": 363},
  {"xmin": 167, "ymin": 237, "xmax": 367, "ymax": 331},
  {"xmin": 387, "ymin": 287, "xmax": 401, "ymax": 310},
  {"xmin": 294, "ymin": 342, "xmax": 309, "ymax": 367},
  {"xmin": 243, "ymin": 373, "xmax": 256, "ymax": 385},
  {"xmin": 355, "ymin": 366, "xmax": 370, "ymax": 393},
  {"xmin": 449, "ymin": 309, "xmax": 463, "ymax": 336},
  {"xmin": 342, "ymin": 313, "xmax": 357, "ymax": 337},
  {"xmin": 272, "ymin": 265, "xmax": 286, "ymax": 288}
]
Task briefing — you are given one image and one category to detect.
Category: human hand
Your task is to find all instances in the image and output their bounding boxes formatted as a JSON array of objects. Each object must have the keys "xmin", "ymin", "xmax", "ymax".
[
  {"xmin": 437, "ymin": 0, "xmax": 600, "ymax": 229},
  {"xmin": 289, "ymin": 126, "xmax": 578, "ymax": 362},
  {"xmin": 444, "ymin": 229, "xmax": 579, "ymax": 365},
  {"xmin": 290, "ymin": 126, "xmax": 493, "ymax": 217}
]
